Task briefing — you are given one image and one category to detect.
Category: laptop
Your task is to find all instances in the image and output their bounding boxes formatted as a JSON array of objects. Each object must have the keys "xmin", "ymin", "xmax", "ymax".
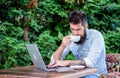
[{"xmin": 26, "ymin": 44, "xmax": 74, "ymax": 72}]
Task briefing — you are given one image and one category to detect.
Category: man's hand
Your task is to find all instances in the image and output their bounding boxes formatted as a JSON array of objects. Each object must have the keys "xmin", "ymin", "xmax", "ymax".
[
  {"xmin": 48, "ymin": 61, "xmax": 56, "ymax": 68},
  {"xmin": 48, "ymin": 60, "xmax": 70, "ymax": 68},
  {"xmin": 61, "ymin": 35, "xmax": 71, "ymax": 48}
]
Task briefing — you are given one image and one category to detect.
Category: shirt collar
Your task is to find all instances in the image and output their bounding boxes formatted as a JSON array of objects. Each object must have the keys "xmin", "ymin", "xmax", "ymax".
[{"xmin": 86, "ymin": 29, "xmax": 90, "ymax": 40}]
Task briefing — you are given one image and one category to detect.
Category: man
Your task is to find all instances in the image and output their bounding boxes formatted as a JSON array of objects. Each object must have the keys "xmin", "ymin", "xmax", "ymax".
[{"xmin": 48, "ymin": 10, "xmax": 107, "ymax": 78}]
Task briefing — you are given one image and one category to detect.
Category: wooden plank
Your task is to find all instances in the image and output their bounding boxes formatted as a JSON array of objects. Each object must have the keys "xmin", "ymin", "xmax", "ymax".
[{"xmin": 0, "ymin": 66, "xmax": 98, "ymax": 78}]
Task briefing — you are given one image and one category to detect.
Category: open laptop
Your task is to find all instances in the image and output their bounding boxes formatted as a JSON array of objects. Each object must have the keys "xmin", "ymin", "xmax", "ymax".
[{"xmin": 26, "ymin": 44, "xmax": 74, "ymax": 72}]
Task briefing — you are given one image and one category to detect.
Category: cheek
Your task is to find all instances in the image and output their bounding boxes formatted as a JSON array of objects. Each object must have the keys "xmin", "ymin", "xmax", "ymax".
[
  {"xmin": 71, "ymin": 30, "xmax": 76, "ymax": 34},
  {"xmin": 79, "ymin": 30, "xmax": 84, "ymax": 36}
]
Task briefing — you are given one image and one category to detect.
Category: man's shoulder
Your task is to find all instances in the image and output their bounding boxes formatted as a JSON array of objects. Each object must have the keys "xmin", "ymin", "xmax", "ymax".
[
  {"xmin": 87, "ymin": 29, "xmax": 103, "ymax": 38},
  {"xmin": 88, "ymin": 29, "xmax": 102, "ymax": 34},
  {"xmin": 88, "ymin": 29, "xmax": 99, "ymax": 32}
]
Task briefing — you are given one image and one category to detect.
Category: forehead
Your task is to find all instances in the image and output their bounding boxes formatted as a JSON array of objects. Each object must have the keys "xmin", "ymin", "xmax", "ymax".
[{"xmin": 70, "ymin": 23, "xmax": 83, "ymax": 29}]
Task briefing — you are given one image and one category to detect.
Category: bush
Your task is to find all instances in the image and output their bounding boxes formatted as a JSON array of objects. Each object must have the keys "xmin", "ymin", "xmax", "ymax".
[
  {"xmin": 103, "ymin": 29, "xmax": 120, "ymax": 53},
  {"xmin": 35, "ymin": 30, "xmax": 58, "ymax": 64},
  {"xmin": 0, "ymin": 0, "xmax": 120, "ymax": 69}
]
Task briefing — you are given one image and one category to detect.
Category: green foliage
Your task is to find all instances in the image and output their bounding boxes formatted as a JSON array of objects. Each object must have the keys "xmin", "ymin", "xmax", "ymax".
[
  {"xmin": 0, "ymin": 0, "xmax": 120, "ymax": 69},
  {"xmin": 65, "ymin": 52, "xmax": 75, "ymax": 60},
  {"xmin": 39, "ymin": 0, "xmax": 61, "ymax": 15},
  {"xmin": 35, "ymin": 31, "xmax": 58, "ymax": 64},
  {"xmin": 102, "ymin": 3, "xmax": 119, "ymax": 13},
  {"xmin": 83, "ymin": 0, "xmax": 120, "ymax": 32},
  {"xmin": 0, "ymin": 21, "xmax": 31, "ymax": 69},
  {"xmin": 0, "ymin": 36, "xmax": 31, "ymax": 69},
  {"xmin": 0, "ymin": 21, "xmax": 24, "ymax": 38},
  {"xmin": 103, "ymin": 29, "xmax": 120, "ymax": 53}
]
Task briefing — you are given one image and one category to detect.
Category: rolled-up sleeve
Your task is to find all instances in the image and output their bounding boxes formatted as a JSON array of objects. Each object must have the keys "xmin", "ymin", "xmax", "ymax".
[{"xmin": 84, "ymin": 31, "xmax": 105, "ymax": 67}]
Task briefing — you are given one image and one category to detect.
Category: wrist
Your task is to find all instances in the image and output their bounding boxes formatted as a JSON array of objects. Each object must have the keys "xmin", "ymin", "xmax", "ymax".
[
  {"xmin": 66, "ymin": 60, "xmax": 71, "ymax": 66},
  {"xmin": 60, "ymin": 43, "xmax": 66, "ymax": 49},
  {"xmin": 69, "ymin": 60, "xmax": 81, "ymax": 66},
  {"xmin": 69, "ymin": 60, "xmax": 74, "ymax": 66}
]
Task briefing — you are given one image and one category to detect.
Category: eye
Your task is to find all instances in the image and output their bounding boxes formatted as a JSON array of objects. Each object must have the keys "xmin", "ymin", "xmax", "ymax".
[
  {"xmin": 70, "ymin": 28, "xmax": 74, "ymax": 31},
  {"xmin": 77, "ymin": 29, "xmax": 81, "ymax": 31}
]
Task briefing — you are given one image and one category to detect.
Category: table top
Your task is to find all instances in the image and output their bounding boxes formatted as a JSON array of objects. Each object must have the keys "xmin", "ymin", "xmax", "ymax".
[{"xmin": 0, "ymin": 66, "xmax": 98, "ymax": 78}]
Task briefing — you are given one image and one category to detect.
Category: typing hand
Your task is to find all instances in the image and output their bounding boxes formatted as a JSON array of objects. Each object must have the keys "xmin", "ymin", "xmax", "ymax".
[
  {"xmin": 51, "ymin": 60, "xmax": 70, "ymax": 68},
  {"xmin": 48, "ymin": 61, "xmax": 56, "ymax": 68}
]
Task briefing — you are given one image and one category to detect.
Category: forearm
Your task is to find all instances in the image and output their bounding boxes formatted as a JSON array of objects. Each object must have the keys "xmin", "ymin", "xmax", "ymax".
[
  {"xmin": 69, "ymin": 59, "xmax": 86, "ymax": 66},
  {"xmin": 52, "ymin": 35, "xmax": 70, "ymax": 61},
  {"xmin": 53, "ymin": 44, "xmax": 65, "ymax": 60}
]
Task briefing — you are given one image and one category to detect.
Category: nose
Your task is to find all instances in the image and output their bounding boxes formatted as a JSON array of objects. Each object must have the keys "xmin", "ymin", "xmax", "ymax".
[{"xmin": 73, "ymin": 30, "xmax": 79, "ymax": 35}]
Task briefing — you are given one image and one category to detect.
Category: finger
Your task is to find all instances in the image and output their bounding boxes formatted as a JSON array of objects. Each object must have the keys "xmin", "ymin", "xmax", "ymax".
[
  {"xmin": 48, "ymin": 61, "xmax": 56, "ymax": 67},
  {"xmin": 65, "ymin": 35, "xmax": 70, "ymax": 39},
  {"xmin": 52, "ymin": 63, "xmax": 59, "ymax": 68}
]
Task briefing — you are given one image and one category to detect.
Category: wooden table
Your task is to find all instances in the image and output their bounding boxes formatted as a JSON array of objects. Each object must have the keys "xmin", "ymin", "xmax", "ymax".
[{"xmin": 0, "ymin": 66, "xmax": 98, "ymax": 78}]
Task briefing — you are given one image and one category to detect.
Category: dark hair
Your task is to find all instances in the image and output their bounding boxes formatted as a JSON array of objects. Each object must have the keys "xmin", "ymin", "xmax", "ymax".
[{"xmin": 68, "ymin": 10, "xmax": 87, "ymax": 26}]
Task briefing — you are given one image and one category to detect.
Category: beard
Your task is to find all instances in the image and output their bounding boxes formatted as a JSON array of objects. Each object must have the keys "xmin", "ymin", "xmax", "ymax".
[{"xmin": 74, "ymin": 30, "xmax": 87, "ymax": 44}]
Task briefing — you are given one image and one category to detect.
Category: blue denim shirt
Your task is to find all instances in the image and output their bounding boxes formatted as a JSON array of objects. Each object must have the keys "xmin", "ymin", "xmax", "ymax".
[{"xmin": 61, "ymin": 29, "xmax": 107, "ymax": 78}]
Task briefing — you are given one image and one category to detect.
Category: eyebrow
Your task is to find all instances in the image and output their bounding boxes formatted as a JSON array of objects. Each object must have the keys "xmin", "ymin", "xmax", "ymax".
[{"xmin": 70, "ymin": 27, "xmax": 83, "ymax": 30}]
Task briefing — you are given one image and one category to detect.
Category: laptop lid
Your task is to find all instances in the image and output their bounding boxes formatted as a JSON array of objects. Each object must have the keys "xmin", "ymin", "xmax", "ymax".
[
  {"xmin": 26, "ymin": 44, "xmax": 74, "ymax": 72},
  {"xmin": 26, "ymin": 44, "xmax": 48, "ymax": 71}
]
